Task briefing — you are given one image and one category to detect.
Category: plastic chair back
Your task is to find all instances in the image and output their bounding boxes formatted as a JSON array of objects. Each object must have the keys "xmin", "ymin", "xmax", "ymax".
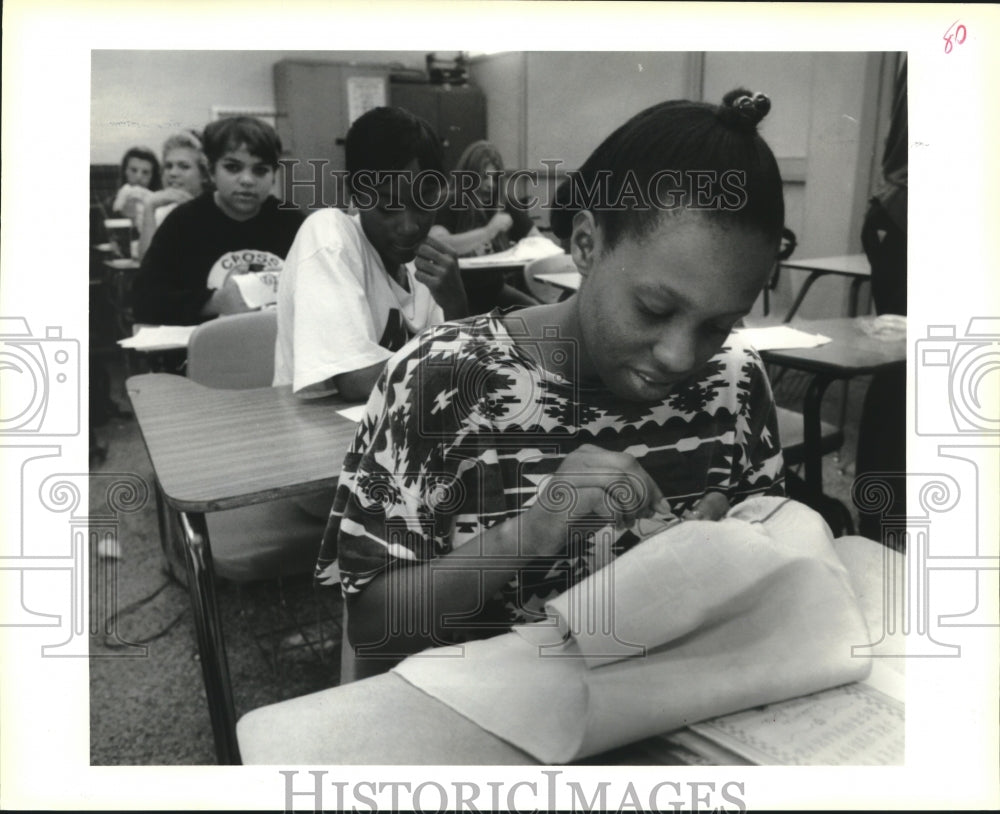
[{"xmin": 187, "ymin": 310, "xmax": 278, "ymax": 389}]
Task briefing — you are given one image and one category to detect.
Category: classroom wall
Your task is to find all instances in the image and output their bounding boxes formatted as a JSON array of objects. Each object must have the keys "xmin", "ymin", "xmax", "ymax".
[
  {"xmin": 90, "ymin": 50, "xmax": 432, "ymax": 164},
  {"xmin": 702, "ymin": 51, "xmax": 888, "ymax": 318},
  {"xmin": 92, "ymin": 49, "xmax": 889, "ymax": 319}
]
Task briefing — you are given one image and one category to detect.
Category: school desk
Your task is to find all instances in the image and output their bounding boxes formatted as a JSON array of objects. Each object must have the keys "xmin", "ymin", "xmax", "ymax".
[
  {"xmin": 101, "ymin": 256, "xmax": 141, "ymax": 339},
  {"xmin": 126, "ymin": 373, "xmax": 358, "ymax": 764},
  {"xmin": 236, "ymin": 534, "xmax": 904, "ymax": 765},
  {"xmin": 760, "ymin": 316, "xmax": 906, "ymax": 494},
  {"xmin": 777, "ymin": 253, "xmax": 872, "ymax": 322}
]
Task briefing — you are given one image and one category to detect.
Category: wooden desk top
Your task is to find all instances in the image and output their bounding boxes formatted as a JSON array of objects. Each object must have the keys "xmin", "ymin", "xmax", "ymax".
[
  {"xmin": 780, "ymin": 253, "xmax": 870, "ymax": 278},
  {"xmin": 237, "ymin": 536, "xmax": 904, "ymax": 765},
  {"xmin": 126, "ymin": 373, "xmax": 358, "ymax": 512},
  {"xmin": 760, "ymin": 316, "xmax": 906, "ymax": 378}
]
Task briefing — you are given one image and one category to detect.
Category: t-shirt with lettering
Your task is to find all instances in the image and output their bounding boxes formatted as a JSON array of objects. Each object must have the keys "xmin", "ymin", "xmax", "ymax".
[{"xmin": 131, "ymin": 191, "xmax": 304, "ymax": 325}]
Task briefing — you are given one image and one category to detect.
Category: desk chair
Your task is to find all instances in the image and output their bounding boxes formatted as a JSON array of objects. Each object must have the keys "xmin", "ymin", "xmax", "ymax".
[
  {"xmin": 158, "ymin": 310, "xmax": 335, "ymax": 669},
  {"xmin": 523, "ymin": 253, "xmax": 576, "ymax": 303},
  {"xmin": 184, "ymin": 310, "xmax": 328, "ymax": 581},
  {"xmin": 775, "ymin": 406, "xmax": 843, "ymax": 469}
]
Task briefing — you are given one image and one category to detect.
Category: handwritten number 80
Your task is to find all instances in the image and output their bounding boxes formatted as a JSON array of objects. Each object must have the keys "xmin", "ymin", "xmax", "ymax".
[{"xmin": 944, "ymin": 20, "xmax": 967, "ymax": 54}]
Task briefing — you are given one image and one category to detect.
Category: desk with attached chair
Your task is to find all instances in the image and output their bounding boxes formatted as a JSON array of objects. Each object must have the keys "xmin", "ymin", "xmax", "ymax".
[{"xmin": 127, "ymin": 310, "xmax": 359, "ymax": 763}]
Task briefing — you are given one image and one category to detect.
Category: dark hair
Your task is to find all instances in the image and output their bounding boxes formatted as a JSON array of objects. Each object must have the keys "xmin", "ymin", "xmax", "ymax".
[
  {"xmin": 344, "ymin": 106, "xmax": 444, "ymax": 195},
  {"xmin": 202, "ymin": 116, "xmax": 283, "ymax": 169},
  {"xmin": 119, "ymin": 146, "xmax": 161, "ymax": 190},
  {"xmin": 550, "ymin": 88, "xmax": 784, "ymax": 250}
]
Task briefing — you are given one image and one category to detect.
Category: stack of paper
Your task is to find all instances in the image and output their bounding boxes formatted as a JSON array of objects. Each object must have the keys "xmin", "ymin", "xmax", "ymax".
[
  {"xmin": 734, "ymin": 325, "xmax": 831, "ymax": 350},
  {"xmin": 118, "ymin": 325, "xmax": 197, "ymax": 351},
  {"xmin": 459, "ymin": 236, "xmax": 565, "ymax": 269}
]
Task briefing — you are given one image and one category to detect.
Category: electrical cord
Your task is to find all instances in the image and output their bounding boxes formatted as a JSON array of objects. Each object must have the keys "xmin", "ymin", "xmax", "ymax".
[{"xmin": 101, "ymin": 578, "xmax": 188, "ymax": 649}]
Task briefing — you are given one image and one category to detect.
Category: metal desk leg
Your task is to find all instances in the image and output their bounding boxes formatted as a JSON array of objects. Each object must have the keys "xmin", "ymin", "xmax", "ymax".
[
  {"xmin": 177, "ymin": 510, "xmax": 241, "ymax": 765},
  {"xmin": 782, "ymin": 271, "xmax": 823, "ymax": 323},
  {"xmin": 802, "ymin": 374, "xmax": 834, "ymax": 493},
  {"xmin": 848, "ymin": 276, "xmax": 868, "ymax": 319},
  {"xmin": 836, "ymin": 276, "xmax": 871, "ymax": 457}
]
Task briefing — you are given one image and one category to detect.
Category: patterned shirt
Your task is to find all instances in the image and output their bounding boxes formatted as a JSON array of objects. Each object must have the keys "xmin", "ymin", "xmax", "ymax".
[{"xmin": 317, "ymin": 313, "xmax": 784, "ymax": 638}]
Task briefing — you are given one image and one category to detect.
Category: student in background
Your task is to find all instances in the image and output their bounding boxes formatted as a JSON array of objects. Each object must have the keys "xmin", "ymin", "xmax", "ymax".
[
  {"xmin": 108, "ymin": 145, "xmax": 161, "ymax": 232},
  {"xmin": 322, "ymin": 90, "xmax": 787, "ymax": 669},
  {"xmin": 431, "ymin": 140, "xmax": 541, "ymax": 314},
  {"xmin": 131, "ymin": 116, "xmax": 303, "ymax": 325},
  {"xmin": 273, "ymin": 106, "xmax": 467, "ymax": 401},
  {"xmin": 855, "ymin": 55, "xmax": 907, "ymax": 544},
  {"xmin": 136, "ymin": 131, "xmax": 211, "ymax": 259}
]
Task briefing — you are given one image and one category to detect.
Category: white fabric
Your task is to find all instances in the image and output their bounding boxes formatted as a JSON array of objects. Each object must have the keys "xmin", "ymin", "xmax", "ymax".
[
  {"xmin": 273, "ymin": 209, "xmax": 444, "ymax": 396},
  {"xmin": 393, "ymin": 496, "xmax": 872, "ymax": 764}
]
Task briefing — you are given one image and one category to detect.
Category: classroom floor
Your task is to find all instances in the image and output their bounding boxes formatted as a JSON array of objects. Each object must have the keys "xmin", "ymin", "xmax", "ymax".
[{"xmin": 88, "ymin": 349, "xmax": 875, "ymax": 766}]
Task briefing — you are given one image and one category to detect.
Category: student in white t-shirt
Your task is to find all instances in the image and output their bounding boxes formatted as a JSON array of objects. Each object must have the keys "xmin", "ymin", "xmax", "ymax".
[{"xmin": 273, "ymin": 107, "xmax": 468, "ymax": 400}]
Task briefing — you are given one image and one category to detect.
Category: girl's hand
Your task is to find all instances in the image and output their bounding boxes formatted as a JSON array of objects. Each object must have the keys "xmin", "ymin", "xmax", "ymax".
[
  {"xmin": 683, "ymin": 491, "xmax": 730, "ymax": 521},
  {"xmin": 487, "ymin": 211, "xmax": 514, "ymax": 239},
  {"xmin": 414, "ymin": 235, "xmax": 468, "ymax": 318},
  {"xmin": 522, "ymin": 444, "xmax": 667, "ymax": 555}
]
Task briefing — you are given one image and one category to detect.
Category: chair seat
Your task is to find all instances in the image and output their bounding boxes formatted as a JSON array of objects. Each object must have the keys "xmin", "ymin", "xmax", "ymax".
[
  {"xmin": 207, "ymin": 497, "xmax": 327, "ymax": 583},
  {"xmin": 775, "ymin": 406, "xmax": 843, "ymax": 468}
]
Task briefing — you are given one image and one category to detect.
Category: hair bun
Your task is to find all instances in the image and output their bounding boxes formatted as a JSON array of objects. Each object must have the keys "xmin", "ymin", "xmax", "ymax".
[{"xmin": 718, "ymin": 88, "xmax": 771, "ymax": 130}]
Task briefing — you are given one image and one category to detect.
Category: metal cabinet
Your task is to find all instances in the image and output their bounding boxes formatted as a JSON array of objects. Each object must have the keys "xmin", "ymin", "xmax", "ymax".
[
  {"xmin": 389, "ymin": 82, "xmax": 487, "ymax": 172},
  {"xmin": 273, "ymin": 60, "xmax": 390, "ymax": 211}
]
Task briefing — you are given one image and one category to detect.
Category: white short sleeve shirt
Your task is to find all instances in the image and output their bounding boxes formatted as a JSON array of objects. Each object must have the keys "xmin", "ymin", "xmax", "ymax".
[{"xmin": 273, "ymin": 209, "xmax": 444, "ymax": 396}]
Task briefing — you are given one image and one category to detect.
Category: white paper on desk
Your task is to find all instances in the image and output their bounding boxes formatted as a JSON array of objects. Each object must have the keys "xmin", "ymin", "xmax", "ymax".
[
  {"xmin": 117, "ymin": 325, "xmax": 197, "ymax": 350},
  {"xmin": 459, "ymin": 236, "xmax": 564, "ymax": 268},
  {"xmin": 735, "ymin": 325, "xmax": 831, "ymax": 350},
  {"xmin": 336, "ymin": 405, "xmax": 367, "ymax": 422},
  {"xmin": 393, "ymin": 497, "xmax": 872, "ymax": 764},
  {"xmin": 230, "ymin": 270, "xmax": 281, "ymax": 309}
]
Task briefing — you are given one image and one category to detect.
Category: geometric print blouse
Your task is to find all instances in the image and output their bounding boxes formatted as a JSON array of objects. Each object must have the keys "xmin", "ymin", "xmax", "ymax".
[{"xmin": 316, "ymin": 312, "xmax": 785, "ymax": 639}]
